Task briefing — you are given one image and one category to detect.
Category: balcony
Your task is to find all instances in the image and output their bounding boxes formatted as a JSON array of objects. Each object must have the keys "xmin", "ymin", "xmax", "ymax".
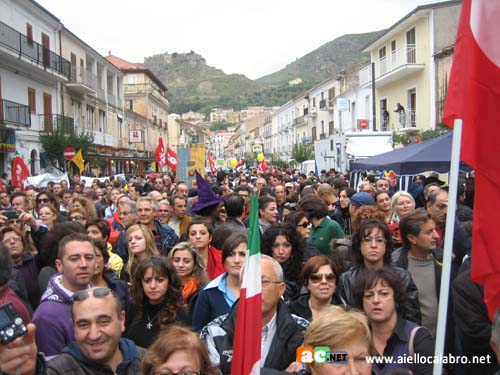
[
  {"xmin": 319, "ymin": 133, "xmax": 327, "ymax": 140},
  {"xmin": 66, "ymin": 67, "xmax": 97, "ymax": 95},
  {"xmin": 124, "ymin": 83, "xmax": 169, "ymax": 105},
  {"xmin": 93, "ymin": 130, "xmax": 113, "ymax": 146},
  {"xmin": 397, "ymin": 109, "xmax": 417, "ymax": 131},
  {"xmin": 0, "ymin": 99, "xmax": 30, "ymax": 127},
  {"xmin": 38, "ymin": 114, "xmax": 75, "ymax": 134},
  {"xmin": 319, "ymin": 99, "xmax": 327, "ymax": 110},
  {"xmin": 359, "ymin": 44, "xmax": 425, "ymax": 87},
  {"xmin": 327, "ymin": 98, "xmax": 335, "ymax": 110},
  {"xmin": 293, "ymin": 115, "xmax": 306, "ymax": 127},
  {"xmin": 307, "ymin": 107, "xmax": 317, "ymax": 117},
  {"xmin": 380, "ymin": 115, "xmax": 390, "ymax": 131},
  {"xmin": 0, "ymin": 20, "xmax": 70, "ymax": 80}
]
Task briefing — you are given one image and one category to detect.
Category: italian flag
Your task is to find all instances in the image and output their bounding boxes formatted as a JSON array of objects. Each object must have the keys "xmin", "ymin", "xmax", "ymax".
[{"xmin": 231, "ymin": 194, "xmax": 262, "ymax": 375}]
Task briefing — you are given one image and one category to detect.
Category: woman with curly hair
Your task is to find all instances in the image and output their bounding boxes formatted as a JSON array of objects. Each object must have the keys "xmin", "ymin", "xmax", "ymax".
[
  {"xmin": 70, "ymin": 195, "xmax": 97, "ymax": 219},
  {"xmin": 261, "ymin": 222, "xmax": 304, "ymax": 302},
  {"xmin": 125, "ymin": 255, "xmax": 189, "ymax": 348}
]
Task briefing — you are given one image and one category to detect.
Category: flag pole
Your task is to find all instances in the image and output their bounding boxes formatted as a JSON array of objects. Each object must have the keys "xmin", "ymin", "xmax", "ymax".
[{"xmin": 433, "ymin": 119, "xmax": 462, "ymax": 375}]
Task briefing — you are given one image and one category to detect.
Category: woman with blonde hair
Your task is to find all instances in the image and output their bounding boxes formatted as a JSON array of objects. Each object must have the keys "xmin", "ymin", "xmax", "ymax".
[
  {"xmin": 142, "ymin": 325, "xmax": 219, "ymax": 375},
  {"xmin": 167, "ymin": 241, "xmax": 208, "ymax": 321},
  {"xmin": 70, "ymin": 195, "xmax": 97, "ymax": 219},
  {"xmin": 302, "ymin": 305, "xmax": 374, "ymax": 375},
  {"xmin": 122, "ymin": 223, "xmax": 158, "ymax": 281}
]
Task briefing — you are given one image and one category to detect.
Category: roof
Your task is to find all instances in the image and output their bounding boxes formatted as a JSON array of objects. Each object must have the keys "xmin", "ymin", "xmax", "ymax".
[
  {"xmin": 105, "ymin": 55, "xmax": 168, "ymax": 92},
  {"xmin": 362, "ymin": 0, "xmax": 462, "ymax": 52}
]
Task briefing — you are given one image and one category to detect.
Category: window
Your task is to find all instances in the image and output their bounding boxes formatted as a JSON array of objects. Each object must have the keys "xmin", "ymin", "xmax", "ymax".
[
  {"xmin": 86, "ymin": 106, "xmax": 94, "ymax": 130},
  {"xmin": 329, "ymin": 121, "xmax": 334, "ymax": 134},
  {"xmin": 128, "ymin": 100, "xmax": 133, "ymax": 110},
  {"xmin": 99, "ymin": 110, "xmax": 106, "ymax": 132},
  {"xmin": 28, "ymin": 88, "xmax": 36, "ymax": 113},
  {"xmin": 328, "ymin": 88, "xmax": 336, "ymax": 100},
  {"xmin": 117, "ymin": 116, "xmax": 122, "ymax": 141},
  {"xmin": 26, "ymin": 23, "xmax": 33, "ymax": 46}
]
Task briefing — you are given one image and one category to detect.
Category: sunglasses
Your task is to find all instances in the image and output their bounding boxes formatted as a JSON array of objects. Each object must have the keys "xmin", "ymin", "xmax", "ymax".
[
  {"xmin": 297, "ymin": 222, "xmax": 310, "ymax": 228},
  {"xmin": 37, "ymin": 198, "xmax": 50, "ymax": 204},
  {"xmin": 72, "ymin": 287, "xmax": 113, "ymax": 302},
  {"xmin": 309, "ymin": 273, "xmax": 336, "ymax": 283},
  {"xmin": 69, "ymin": 215, "xmax": 84, "ymax": 221}
]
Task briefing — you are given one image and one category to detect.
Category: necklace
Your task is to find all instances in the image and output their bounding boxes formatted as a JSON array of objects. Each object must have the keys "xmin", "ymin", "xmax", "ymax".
[{"xmin": 146, "ymin": 311, "xmax": 160, "ymax": 330}]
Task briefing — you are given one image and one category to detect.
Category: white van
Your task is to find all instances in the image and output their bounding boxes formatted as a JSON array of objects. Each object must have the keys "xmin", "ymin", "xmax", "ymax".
[{"xmin": 300, "ymin": 160, "xmax": 315, "ymax": 175}]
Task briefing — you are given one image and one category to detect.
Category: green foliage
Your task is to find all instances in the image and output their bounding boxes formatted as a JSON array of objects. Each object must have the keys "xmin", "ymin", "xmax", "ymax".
[
  {"xmin": 40, "ymin": 130, "xmax": 94, "ymax": 172},
  {"xmin": 292, "ymin": 143, "xmax": 314, "ymax": 164},
  {"xmin": 210, "ymin": 121, "xmax": 230, "ymax": 131},
  {"xmin": 393, "ymin": 125, "xmax": 450, "ymax": 146},
  {"xmin": 269, "ymin": 155, "xmax": 288, "ymax": 168}
]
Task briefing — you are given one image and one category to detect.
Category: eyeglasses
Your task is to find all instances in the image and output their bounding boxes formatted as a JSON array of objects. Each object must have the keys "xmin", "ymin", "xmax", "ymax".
[
  {"xmin": 261, "ymin": 279, "xmax": 282, "ymax": 287},
  {"xmin": 2, "ymin": 237, "xmax": 22, "ymax": 245},
  {"xmin": 69, "ymin": 215, "xmax": 84, "ymax": 221},
  {"xmin": 153, "ymin": 372, "xmax": 200, "ymax": 375},
  {"xmin": 72, "ymin": 287, "xmax": 113, "ymax": 302},
  {"xmin": 362, "ymin": 237, "xmax": 387, "ymax": 245},
  {"xmin": 309, "ymin": 273, "xmax": 336, "ymax": 283},
  {"xmin": 7, "ymin": 220, "xmax": 21, "ymax": 225},
  {"xmin": 36, "ymin": 198, "xmax": 50, "ymax": 204},
  {"xmin": 297, "ymin": 222, "xmax": 310, "ymax": 228}
]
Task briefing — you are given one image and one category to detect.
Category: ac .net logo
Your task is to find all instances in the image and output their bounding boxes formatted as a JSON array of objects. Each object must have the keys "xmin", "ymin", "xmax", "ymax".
[{"xmin": 296, "ymin": 346, "xmax": 348, "ymax": 364}]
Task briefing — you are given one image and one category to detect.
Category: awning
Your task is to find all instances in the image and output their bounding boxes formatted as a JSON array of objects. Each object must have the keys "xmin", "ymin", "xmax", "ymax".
[{"xmin": 346, "ymin": 135, "xmax": 393, "ymax": 158}]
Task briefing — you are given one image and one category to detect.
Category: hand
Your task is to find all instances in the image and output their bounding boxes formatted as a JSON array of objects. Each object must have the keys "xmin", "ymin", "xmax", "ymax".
[
  {"xmin": 0, "ymin": 323, "xmax": 38, "ymax": 375},
  {"xmin": 284, "ymin": 361, "xmax": 304, "ymax": 373}
]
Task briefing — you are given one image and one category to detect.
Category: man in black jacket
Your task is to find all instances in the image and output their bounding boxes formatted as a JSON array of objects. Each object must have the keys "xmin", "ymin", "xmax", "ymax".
[{"xmin": 201, "ymin": 255, "xmax": 309, "ymax": 374}]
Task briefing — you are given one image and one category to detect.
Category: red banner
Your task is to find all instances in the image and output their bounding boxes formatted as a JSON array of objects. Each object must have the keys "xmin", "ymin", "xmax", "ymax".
[
  {"xmin": 11, "ymin": 156, "xmax": 30, "ymax": 191},
  {"xmin": 167, "ymin": 147, "xmax": 177, "ymax": 172},
  {"xmin": 154, "ymin": 137, "xmax": 166, "ymax": 168},
  {"xmin": 207, "ymin": 151, "xmax": 216, "ymax": 174}
]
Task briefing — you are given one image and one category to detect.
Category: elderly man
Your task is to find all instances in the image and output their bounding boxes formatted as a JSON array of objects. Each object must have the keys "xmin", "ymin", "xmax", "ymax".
[
  {"xmin": 201, "ymin": 255, "xmax": 308, "ymax": 374},
  {"xmin": 0, "ymin": 287, "xmax": 144, "ymax": 375}
]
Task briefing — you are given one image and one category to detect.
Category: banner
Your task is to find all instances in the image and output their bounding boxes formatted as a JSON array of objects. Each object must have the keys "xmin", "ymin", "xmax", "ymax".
[
  {"xmin": 154, "ymin": 137, "xmax": 166, "ymax": 168},
  {"xmin": 11, "ymin": 156, "xmax": 30, "ymax": 191},
  {"xmin": 167, "ymin": 147, "xmax": 177, "ymax": 171}
]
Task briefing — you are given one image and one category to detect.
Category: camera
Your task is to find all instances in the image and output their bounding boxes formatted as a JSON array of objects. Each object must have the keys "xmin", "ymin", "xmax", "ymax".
[
  {"xmin": 0, "ymin": 302, "xmax": 27, "ymax": 345},
  {"xmin": 3, "ymin": 210, "xmax": 20, "ymax": 220}
]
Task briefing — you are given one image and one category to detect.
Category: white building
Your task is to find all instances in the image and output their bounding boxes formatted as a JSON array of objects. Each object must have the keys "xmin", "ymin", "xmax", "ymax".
[{"xmin": 0, "ymin": 0, "xmax": 70, "ymax": 174}]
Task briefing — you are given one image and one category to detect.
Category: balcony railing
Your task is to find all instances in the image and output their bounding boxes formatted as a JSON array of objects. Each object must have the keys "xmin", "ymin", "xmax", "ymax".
[
  {"xmin": 0, "ymin": 99, "xmax": 30, "ymax": 127},
  {"xmin": 319, "ymin": 99, "xmax": 327, "ymax": 109},
  {"xmin": 293, "ymin": 115, "xmax": 306, "ymax": 126},
  {"xmin": 0, "ymin": 20, "xmax": 70, "ymax": 79},
  {"xmin": 93, "ymin": 131, "xmax": 113, "ymax": 146},
  {"xmin": 380, "ymin": 115, "xmax": 390, "ymax": 131},
  {"xmin": 38, "ymin": 114, "xmax": 75, "ymax": 134},
  {"xmin": 301, "ymin": 136, "xmax": 312, "ymax": 145},
  {"xmin": 124, "ymin": 83, "xmax": 169, "ymax": 103},
  {"xmin": 397, "ymin": 109, "xmax": 417, "ymax": 130},
  {"xmin": 359, "ymin": 44, "xmax": 420, "ymax": 86},
  {"xmin": 69, "ymin": 66, "xmax": 97, "ymax": 90},
  {"xmin": 319, "ymin": 133, "xmax": 327, "ymax": 140}
]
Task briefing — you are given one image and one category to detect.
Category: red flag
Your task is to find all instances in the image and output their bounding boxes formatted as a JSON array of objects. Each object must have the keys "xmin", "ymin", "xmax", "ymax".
[
  {"xmin": 154, "ymin": 137, "xmax": 166, "ymax": 168},
  {"xmin": 442, "ymin": 0, "xmax": 500, "ymax": 319},
  {"xmin": 0, "ymin": 177, "xmax": 5, "ymax": 192},
  {"xmin": 207, "ymin": 151, "xmax": 216, "ymax": 174},
  {"xmin": 166, "ymin": 147, "xmax": 177, "ymax": 172},
  {"xmin": 237, "ymin": 157, "xmax": 245, "ymax": 167},
  {"xmin": 231, "ymin": 194, "xmax": 261, "ymax": 375},
  {"xmin": 11, "ymin": 156, "xmax": 30, "ymax": 191}
]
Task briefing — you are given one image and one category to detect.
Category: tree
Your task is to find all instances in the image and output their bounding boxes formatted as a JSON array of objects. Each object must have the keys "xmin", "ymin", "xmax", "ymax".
[
  {"xmin": 291, "ymin": 143, "xmax": 314, "ymax": 164},
  {"xmin": 40, "ymin": 129, "xmax": 94, "ymax": 172}
]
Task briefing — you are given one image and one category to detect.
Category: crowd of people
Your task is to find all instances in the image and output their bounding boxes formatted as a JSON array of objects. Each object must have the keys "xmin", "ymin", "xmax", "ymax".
[{"xmin": 0, "ymin": 167, "xmax": 496, "ymax": 375}]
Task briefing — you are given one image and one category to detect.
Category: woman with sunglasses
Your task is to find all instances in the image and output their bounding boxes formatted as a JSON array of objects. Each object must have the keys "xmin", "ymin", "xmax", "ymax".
[
  {"xmin": 284, "ymin": 212, "xmax": 321, "ymax": 259},
  {"xmin": 167, "ymin": 241, "xmax": 208, "ymax": 322},
  {"xmin": 261, "ymin": 222, "xmax": 304, "ymax": 302},
  {"xmin": 126, "ymin": 255, "xmax": 189, "ymax": 348},
  {"xmin": 337, "ymin": 219, "xmax": 421, "ymax": 324},
  {"xmin": 289, "ymin": 255, "xmax": 347, "ymax": 322},
  {"xmin": 38, "ymin": 204, "xmax": 58, "ymax": 231},
  {"xmin": 142, "ymin": 325, "xmax": 219, "ymax": 375},
  {"xmin": 34, "ymin": 191, "xmax": 59, "ymax": 218}
]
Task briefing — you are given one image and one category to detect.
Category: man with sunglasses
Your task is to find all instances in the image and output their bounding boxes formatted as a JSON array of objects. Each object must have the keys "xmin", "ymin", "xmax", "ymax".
[
  {"xmin": 0, "ymin": 287, "xmax": 144, "ymax": 375},
  {"xmin": 32, "ymin": 233, "xmax": 96, "ymax": 356}
]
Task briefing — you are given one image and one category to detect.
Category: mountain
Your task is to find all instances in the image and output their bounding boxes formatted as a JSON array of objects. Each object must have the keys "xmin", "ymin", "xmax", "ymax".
[
  {"xmin": 142, "ymin": 30, "xmax": 385, "ymax": 114},
  {"xmin": 256, "ymin": 30, "xmax": 386, "ymax": 86}
]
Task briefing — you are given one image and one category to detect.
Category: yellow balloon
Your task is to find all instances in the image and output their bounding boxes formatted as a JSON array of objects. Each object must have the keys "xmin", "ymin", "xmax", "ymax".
[
  {"xmin": 257, "ymin": 153, "xmax": 264, "ymax": 162},
  {"xmin": 229, "ymin": 159, "xmax": 237, "ymax": 168}
]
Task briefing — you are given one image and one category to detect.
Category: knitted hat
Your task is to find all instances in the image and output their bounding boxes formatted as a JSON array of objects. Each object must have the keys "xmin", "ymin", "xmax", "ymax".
[{"xmin": 190, "ymin": 170, "xmax": 224, "ymax": 213}]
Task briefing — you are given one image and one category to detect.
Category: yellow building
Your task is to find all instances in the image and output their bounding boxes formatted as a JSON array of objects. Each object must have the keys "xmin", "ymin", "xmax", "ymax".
[{"xmin": 358, "ymin": 1, "xmax": 461, "ymax": 134}]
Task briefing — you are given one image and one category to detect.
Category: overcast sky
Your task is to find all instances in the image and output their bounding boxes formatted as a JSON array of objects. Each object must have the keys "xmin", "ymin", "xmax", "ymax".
[{"xmin": 37, "ymin": 0, "xmax": 445, "ymax": 79}]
